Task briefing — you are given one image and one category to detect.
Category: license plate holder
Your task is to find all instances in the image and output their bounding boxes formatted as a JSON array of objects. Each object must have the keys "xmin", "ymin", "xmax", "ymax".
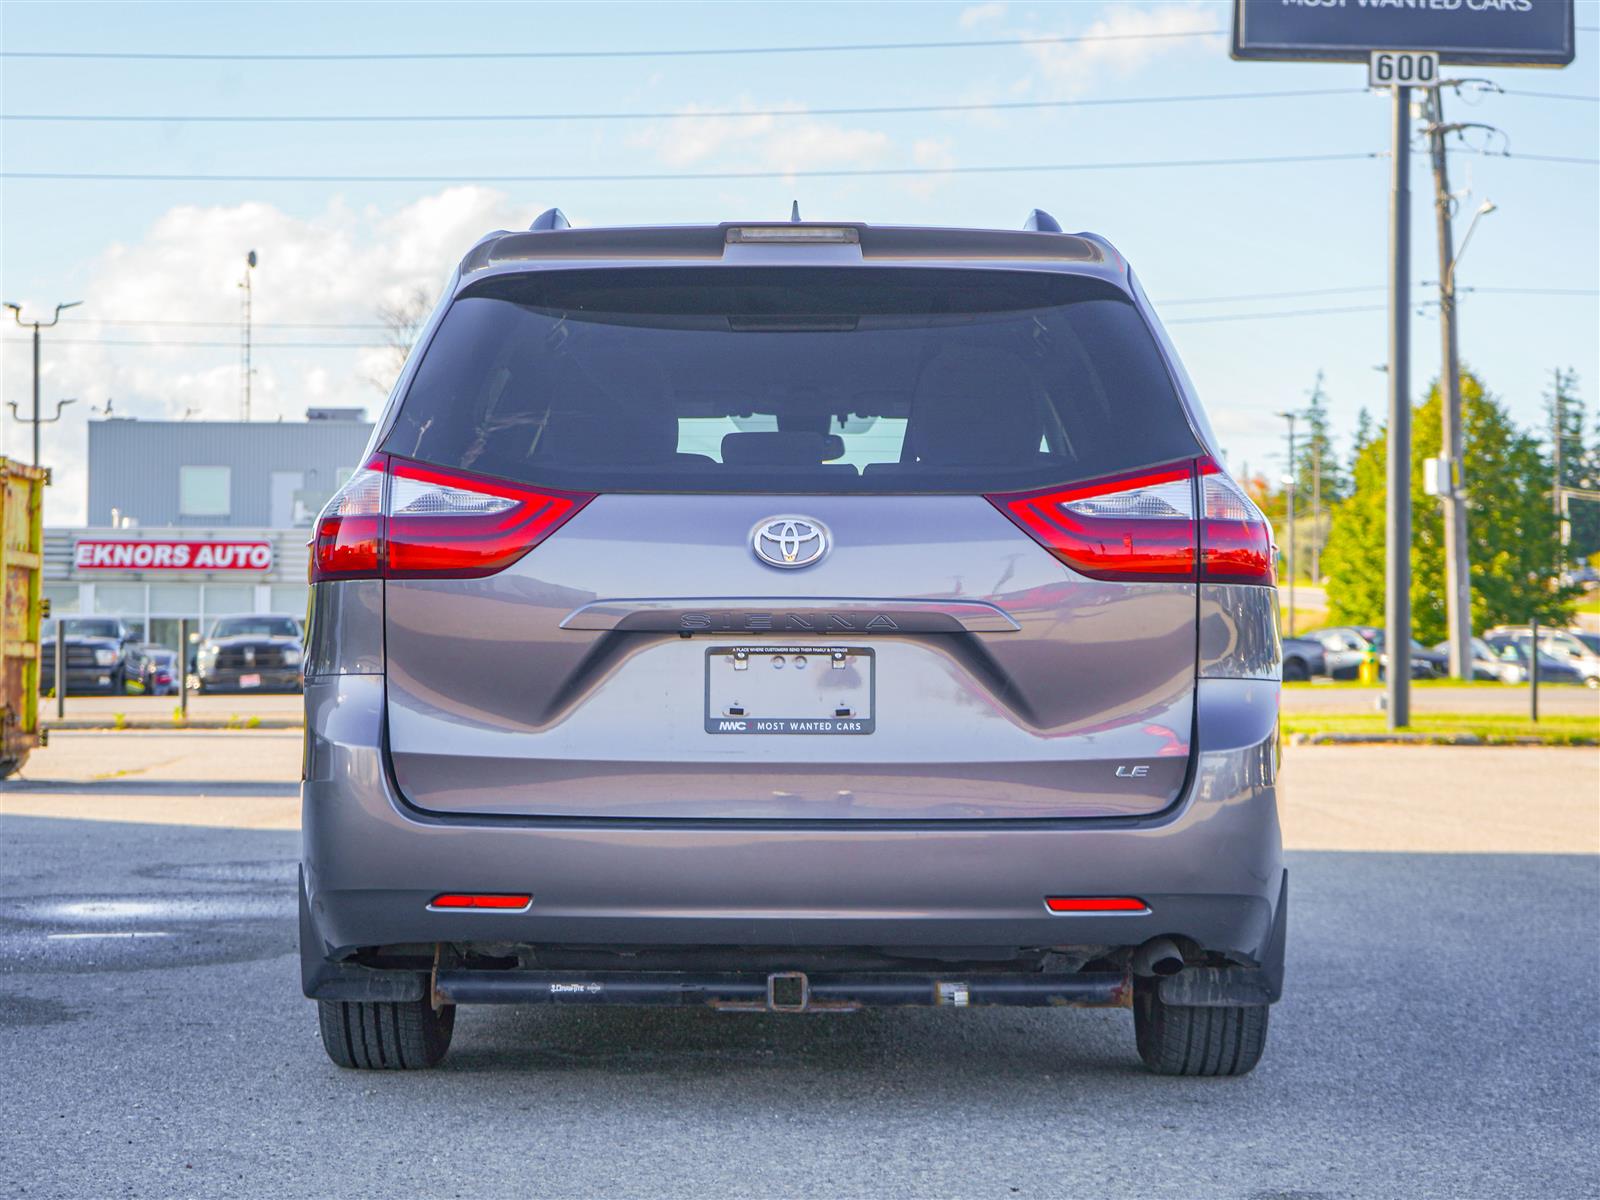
[
  {"xmin": 705, "ymin": 645, "xmax": 874, "ymax": 734},
  {"xmin": 239, "ymin": 673, "xmax": 262, "ymax": 689}
]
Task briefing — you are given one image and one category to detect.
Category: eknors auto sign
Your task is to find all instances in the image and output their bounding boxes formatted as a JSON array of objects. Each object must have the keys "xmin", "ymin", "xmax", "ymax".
[
  {"xmin": 1232, "ymin": 0, "xmax": 1575, "ymax": 66},
  {"xmin": 73, "ymin": 539, "xmax": 274, "ymax": 571}
]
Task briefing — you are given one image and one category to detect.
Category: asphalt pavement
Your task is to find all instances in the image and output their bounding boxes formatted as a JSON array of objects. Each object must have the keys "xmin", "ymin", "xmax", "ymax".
[{"xmin": 3, "ymin": 746, "xmax": 1598, "ymax": 1197}]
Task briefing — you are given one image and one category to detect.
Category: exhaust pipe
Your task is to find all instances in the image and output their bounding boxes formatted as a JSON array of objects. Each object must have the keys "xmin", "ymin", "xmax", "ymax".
[{"xmin": 1131, "ymin": 937, "xmax": 1185, "ymax": 978}]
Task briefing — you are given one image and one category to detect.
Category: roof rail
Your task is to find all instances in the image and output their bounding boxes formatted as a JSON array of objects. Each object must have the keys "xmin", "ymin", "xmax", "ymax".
[
  {"xmin": 1023, "ymin": 209, "xmax": 1062, "ymax": 234},
  {"xmin": 529, "ymin": 208, "xmax": 571, "ymax": 232}
]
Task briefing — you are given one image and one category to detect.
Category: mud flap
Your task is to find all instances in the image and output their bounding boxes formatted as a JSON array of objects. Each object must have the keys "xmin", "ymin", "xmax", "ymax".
[
  {"xmin": 298, "ymin": 867, "xmax": 426, "ymax": 1002},
  {"xmin": 1157, "ymin": 870, "xmax": 1287, "ymax": 1007}
]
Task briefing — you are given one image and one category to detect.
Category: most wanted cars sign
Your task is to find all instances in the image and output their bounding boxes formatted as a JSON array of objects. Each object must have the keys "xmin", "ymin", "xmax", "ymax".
[
  {"xmin": 73, "ymin": 539, "xmax": 274, "ymax": 572},
  {"xmin": 1232, "ymin": 0, "xmax": 1575, "ymax": 66}
]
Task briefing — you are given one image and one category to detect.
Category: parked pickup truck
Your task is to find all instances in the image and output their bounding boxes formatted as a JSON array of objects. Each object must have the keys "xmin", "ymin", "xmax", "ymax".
[
  {"xmin": 193, "ymin": 614, "xmax": 305, "ymax": 693},
  {"xmin": 40, "ymin": 617, "xmax": 141, "ymax": 697}
]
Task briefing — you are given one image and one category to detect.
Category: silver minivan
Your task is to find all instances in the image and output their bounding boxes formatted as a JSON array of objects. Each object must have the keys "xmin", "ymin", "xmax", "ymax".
[{"xmin": 300, "ymin": 212, "xmax": 1286, "ymax": 1075}]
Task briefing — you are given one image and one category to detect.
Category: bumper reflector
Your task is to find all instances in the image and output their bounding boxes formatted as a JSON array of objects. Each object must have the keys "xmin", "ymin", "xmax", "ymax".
[
  {"xmin": 1045, "ymin": 896, "xmax": 1149, "ymax": 914},
  {"xmin": 430, "ymin": 893, "xmax": 532, "ymax": 910}
]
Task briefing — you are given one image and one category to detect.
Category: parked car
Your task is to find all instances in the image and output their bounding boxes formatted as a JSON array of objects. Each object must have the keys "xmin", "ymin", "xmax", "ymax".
[
  {"xmin": 128, "ymin": 644, "xmax": 181, "ymax": 696},
  {"xmin": 193, "ymin": 614, "xmax": 305, "ymax": 693},
  {"xmin": 1280, "ymin": 635, "xmax": 1326, "ymax": 682},
  {"xmin": 1482, "ymin": 633, "xmax": 1589, "ymax": 686},
  {"xmin": 1484, "ymin": 625, "xmax": 1600, "ymax": 687},
  {"xmin": 299, "ymin": 212, "xmax": 1287, "ymax": 1077},
  {"xmin": 1301, "ymin": 625, "xmax": 1443, "ymax": 680},
  {"xmin": 1430, "ymin": 637, "xmax": 1511, "ymax": 683},
  {"xmin": 39, "ymin": 617, "xmax": 139, "ymax": 696},
  {"xmin": 1576, "ymin": 631, "xmax": 1600, "ymax": 657}
]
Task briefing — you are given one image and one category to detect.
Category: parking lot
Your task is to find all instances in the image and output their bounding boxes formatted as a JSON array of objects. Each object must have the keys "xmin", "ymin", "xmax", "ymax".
[{"xmin": 3, "ymin": 732, "xmax": 1597, "ymax": 1198}]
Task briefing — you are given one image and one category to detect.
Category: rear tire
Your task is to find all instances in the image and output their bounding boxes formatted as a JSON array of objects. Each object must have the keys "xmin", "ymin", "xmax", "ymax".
[
  {"xmin": 316, "ymin": 998, "xmax": 455, "ymax": 1069},
  {"xmin": 1282, "ymin": 656, "xmax": 1309, "ymax": 682},
  {"xmin": 1133, "ymin": 979, "xmax": 1268, "ymax": 1077}
]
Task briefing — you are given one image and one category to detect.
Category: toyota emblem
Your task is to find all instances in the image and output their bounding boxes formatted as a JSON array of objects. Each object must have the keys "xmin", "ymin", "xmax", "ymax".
[{"xmin": 752, "ymin": 516, "xmax": 829, "ymax": 569}]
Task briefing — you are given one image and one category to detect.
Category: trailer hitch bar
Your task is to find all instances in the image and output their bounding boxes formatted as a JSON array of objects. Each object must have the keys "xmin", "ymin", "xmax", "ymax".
[{"xmin": 431, "ymin": 969, "xmax": 1132, "ymax": 1011}]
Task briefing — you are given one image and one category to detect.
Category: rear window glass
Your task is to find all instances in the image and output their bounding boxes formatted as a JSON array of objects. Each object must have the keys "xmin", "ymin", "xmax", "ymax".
[{"xmin": 383, "ymin": 268, "xmax": 1200, "ymax": 494}]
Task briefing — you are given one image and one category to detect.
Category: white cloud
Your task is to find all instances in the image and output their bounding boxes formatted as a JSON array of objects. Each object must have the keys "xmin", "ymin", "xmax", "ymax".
[
  {"xmin": 1022, "ymin": 2, "xmax": 1221, "ymax": 94},
  {"xmin": 959, "ymin": 2, "xmax": 1008, "ymax": 28},
  {"xmin": 628, "ymin": 103, "xmax": 891, "ymax": 175},
  {"xmin": 4, "ymin": 187, "xmax": 523, "ymax": 524}
]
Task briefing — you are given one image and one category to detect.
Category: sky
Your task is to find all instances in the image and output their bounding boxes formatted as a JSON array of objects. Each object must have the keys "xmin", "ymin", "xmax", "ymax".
[{"xmin": 2, "ymin": 0, "xmax": 1596, "ymax": 526}]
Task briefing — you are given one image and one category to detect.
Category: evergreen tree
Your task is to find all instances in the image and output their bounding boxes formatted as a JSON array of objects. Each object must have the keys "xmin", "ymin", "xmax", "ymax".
[
  {"xmin": 1295, "ymin": 372, "xmax": 1347, "ymax": 505},
  {"xmin": 1324, "ymin": 370, "xmax": 1577, "ymax": 643},
  {"xmin": 1351, "ymin": 407, "xmax": 1374, "ymax": 464},
  {"xmin": 1546, "ymin": 369, "xmax": 1599, "ymax": 564}
]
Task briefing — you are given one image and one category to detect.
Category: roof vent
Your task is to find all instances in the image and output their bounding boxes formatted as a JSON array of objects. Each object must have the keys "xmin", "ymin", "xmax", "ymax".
[
  {"xmin": 1024, "ymin": 209, "xmax": 1063, "ymax": 234},
  {"xmin": 790, "ymin": 200, "xmax": 802, "ymax": 223},
  {"xmin": 529, "ymin": 208, "xmax": 571, "ymax": 231}
]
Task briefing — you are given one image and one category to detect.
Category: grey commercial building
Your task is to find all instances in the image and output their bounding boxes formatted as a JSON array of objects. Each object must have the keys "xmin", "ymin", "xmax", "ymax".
[
  {"xmin": 46, "ymin": 409, "xmax": 373, "ymax": 648},
  {"xmin": 87, "ymin": 408, "xmax": 372, "ymax": 529}
]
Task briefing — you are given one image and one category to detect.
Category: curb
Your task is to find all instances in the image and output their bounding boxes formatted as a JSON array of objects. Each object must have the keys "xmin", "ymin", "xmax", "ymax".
[
  {"xmin": 44, "ymin": 719, "xmax": 304, "ymax": 733},
  {"xmin": 1289, "ymin": 732, "xmax": 1596, "ymax": 747}
]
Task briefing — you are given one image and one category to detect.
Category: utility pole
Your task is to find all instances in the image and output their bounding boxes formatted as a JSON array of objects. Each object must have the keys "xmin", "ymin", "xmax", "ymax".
[
  {"xmin": 1311, "ymin": 447, "xmax": 1322, "ymax": 586},
  {"xmin": 4, "ymin": 300, "xmax": 82, "ymax": 466},
  {"xmin": 1552, "ymin": 369, "xmax": 1564, "ymax": 518},
  {"xmin": 1426, "ymin": 86, "xmax": 1497, "ymax": 681},
  {"xmin": 1277, "ymin": 410, "xmax": 1298, "ymax": 636},
  {"xmin": 1386, "ymin": 83, "xmax": 1413, "ymax": 729},
  {"xmin": 240, "ymin": 249, "xmax": 257, "ymax": 421}
]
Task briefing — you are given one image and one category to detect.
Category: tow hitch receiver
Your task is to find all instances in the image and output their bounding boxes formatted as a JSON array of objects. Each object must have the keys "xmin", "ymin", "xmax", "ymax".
[{"xmin": 767, "ymin": 971, "xmax": 809, "ymax": 1012}]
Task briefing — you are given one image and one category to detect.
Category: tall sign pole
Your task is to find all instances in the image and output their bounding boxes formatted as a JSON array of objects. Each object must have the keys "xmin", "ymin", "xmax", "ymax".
[{"xmin": 1385, "ymin": 82, "xmax": 1412, "ymax": 728}]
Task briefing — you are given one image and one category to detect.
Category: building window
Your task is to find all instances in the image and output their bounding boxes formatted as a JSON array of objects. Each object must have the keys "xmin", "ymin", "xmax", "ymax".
[
  {"xmin": 43, "ymin": 584, "xmax": 81, "ymax": 616},
  {"xmin": 179, "ymin": 466, "xmax": 231, "ymax": 517}
]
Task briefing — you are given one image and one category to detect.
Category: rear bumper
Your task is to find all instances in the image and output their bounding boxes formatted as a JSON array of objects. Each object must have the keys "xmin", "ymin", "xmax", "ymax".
[
  {"xmin": 199, "ymin": 668, "xmax": 303, "ymax": 692},
  {"xmin": 301, "ymin": 673, "xmax": 1284, "ymax": 996},
  {"xmin": 40, "ymin": 666, "xmax": 118, "ymax": 694}
]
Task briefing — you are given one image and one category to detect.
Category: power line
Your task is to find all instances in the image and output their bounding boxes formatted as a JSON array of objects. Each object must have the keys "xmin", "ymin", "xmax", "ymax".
[
  {"xmin": 76, "ymin": 318, "xmax": 389, "ymax": 330},
  {"xmin": 1160, "ymin": 285, "xmax": 1384, "ymax": 306},
  {"xmin": 2, "ymin": 337, "xmax": 384, "ymax": 349},
  {"xmin": 0, "ymin": 27, "xmax": 1224, "ymax": 62},
  {"xmin": 1160, "ymin": 284, "xmax": 1597, "ymax": 306},
  {"xmin": 0, "ymin": 88, "xmax": 1363, "ymax": 124},
  {"xmin": 0, "ymin": 152, "xmax": 1381, "ymax": 184},
  {"xmin": 1166, "ymin": 304, "xmax": 1387, "ymax": 325},
  {"xmin": 1504, "ymin": 89, "xmax": 1600, "ymax": 102}
]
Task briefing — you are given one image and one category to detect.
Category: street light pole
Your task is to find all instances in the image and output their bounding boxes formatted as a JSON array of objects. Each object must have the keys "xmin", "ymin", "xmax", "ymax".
[
  {"xmin": 240, "ymin": 249, "xmax": 257, "ymax": 421},
  {"xmin": 4, "ymin": 300, "xmax": 82, "ymax": 466},
  {"xmin": 1277, "ymin": 410, "xmax": 1298, "ymax": 636}
]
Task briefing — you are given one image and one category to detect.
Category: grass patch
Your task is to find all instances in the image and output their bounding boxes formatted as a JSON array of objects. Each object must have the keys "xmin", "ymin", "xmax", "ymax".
[
  {"xmin": 1573, "ymin": 594, "xmax": 1600, "ymax": 615},
  {"xmin": 1284, "ymin": 678, "xmax": 1530, "ymax": 689},
  {"xmin": 1283, "ymin": 711, "xmax": 1599, "ymax": 745}
]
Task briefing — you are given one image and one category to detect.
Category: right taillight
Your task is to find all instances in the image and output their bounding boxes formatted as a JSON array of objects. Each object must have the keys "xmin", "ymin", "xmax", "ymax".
[
  {"xmin": 987, "ymin": 456, "xmax": 1273, "ymax": 586},
  {"xmin": 310, "ymin": 454, "xmax": 593, "ymax": 583},
  {"xmin": 1198, "ymin": 457, "xmax": 1274, "ymax": 585}
]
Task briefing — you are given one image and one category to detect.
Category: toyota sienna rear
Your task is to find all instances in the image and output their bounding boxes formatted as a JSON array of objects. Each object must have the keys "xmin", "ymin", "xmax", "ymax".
[{"xmin": 300, "ymin": 211, "xmax": 1286, "ymax": 1076}]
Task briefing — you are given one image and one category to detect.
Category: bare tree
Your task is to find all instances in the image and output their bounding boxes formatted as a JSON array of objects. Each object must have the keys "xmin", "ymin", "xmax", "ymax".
[{"xmin": 366, "ymin": 286, "xmax": 434, "ymax": 393}]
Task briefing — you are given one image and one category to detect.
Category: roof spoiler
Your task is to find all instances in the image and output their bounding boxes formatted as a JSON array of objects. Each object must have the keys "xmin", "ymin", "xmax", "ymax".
[
  {"xmin": 529, "ymin": 208, "xmax": 571, "ymax": 231},
  {"xmin": 1023, "ymin": 209, "xmax": 1063, "ymax": 234}
]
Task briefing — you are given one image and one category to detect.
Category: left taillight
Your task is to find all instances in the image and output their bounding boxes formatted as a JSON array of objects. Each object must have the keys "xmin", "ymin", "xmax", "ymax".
[{"xmin": 310, "ymin": 453, "xmax": 593, "ymax": 582}]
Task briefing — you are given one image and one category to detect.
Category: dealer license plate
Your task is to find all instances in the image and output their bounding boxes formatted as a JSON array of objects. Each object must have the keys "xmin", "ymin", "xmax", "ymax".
[{"xmin": 705, "ymin": 645, "xmax": 874, "ymax": 734}]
